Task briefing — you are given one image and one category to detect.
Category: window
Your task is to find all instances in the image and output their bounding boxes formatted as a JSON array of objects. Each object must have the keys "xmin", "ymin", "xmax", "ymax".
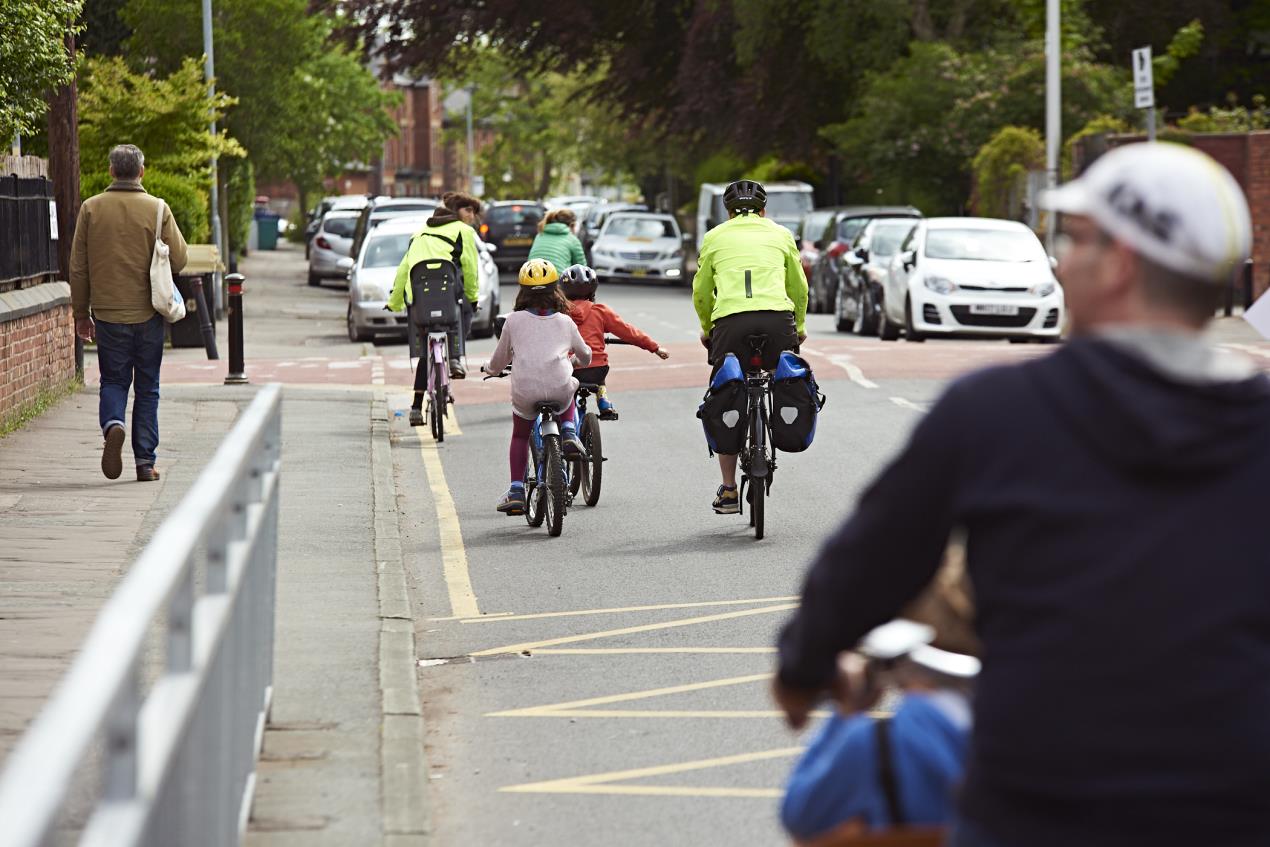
[
  {"xmin": 870, "ymin": 222, "xmax": 917, "ymax": 257},
  {"xmin": 363, "ymin": 234, "xmax": 414, "ymax": 268},
  {"xmin": 837, "ymin": 217, "xmax": 869, "ymax": 243},
  {"xmin": 765, "ymin": 191, "xmax": 813, "ymax": 217},
  {"xmin": 604, "ymin": 217, "xmax": 677, "ymax": 239},
  {"xmin": 924, "ymin": 228, "xmax": 1045, "ymax": 262},
  {"xmin": 323, "ymin": 216, "xmax": 357, "ymax": 238},
  {"xmin": 489, "ymin": 205, "xmax": 544, "ymax": 226}
]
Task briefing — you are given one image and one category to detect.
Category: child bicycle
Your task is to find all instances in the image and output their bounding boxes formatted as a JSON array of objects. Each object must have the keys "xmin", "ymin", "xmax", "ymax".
[{"xmin": 482, "ymin": 365, "xmax": 573, "ymax": 537}]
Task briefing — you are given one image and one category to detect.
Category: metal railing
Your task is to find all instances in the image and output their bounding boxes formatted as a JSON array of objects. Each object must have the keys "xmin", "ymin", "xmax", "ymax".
[{"xmin": 0, "ymin": 384, "xmax": 283, "ymax": 847}]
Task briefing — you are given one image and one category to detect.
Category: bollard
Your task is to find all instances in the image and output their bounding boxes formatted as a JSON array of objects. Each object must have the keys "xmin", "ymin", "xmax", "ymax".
[
  {"xmin": 1243, "ymin": 259, "xmax": 1254, "ymax": 311},
  {"xmin": 224, "ymin": 273, "xmax": 248, "ymax": 385},
  {"xmin": 192, "ymin": 277, "xmax": 220, "ymax": 360}
]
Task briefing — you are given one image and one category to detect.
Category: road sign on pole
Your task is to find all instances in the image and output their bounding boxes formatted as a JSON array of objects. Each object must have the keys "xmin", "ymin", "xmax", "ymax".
[{"xmin": 1132, "ymin": 46, "xmax": 1156, "ymax": 140}]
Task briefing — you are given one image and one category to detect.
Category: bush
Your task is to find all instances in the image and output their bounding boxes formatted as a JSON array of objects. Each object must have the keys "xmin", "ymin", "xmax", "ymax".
[
  {"xmin": 80, "ymin": 170, "xmax": 210, "ymax": 242},
  {"xmin": 971, "ymin": 126, "xmax": 1044, "ymax": 220},
  {"xmin": 225, "ymin": 157, "xmax": 255, "ymax": 256}
]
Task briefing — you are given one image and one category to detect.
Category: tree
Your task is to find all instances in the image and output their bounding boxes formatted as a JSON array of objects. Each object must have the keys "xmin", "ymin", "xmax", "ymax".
[
  {"xmin": 76, "ymin": 55, "xmax": 243, "ymax": 177},
  {"xmin": 0, "ymin": 0, "xmax": 82, "ymax": 142},
  {"xmin": 972, "ymin": 126, "xmax": 1044, "ymax": 218}
]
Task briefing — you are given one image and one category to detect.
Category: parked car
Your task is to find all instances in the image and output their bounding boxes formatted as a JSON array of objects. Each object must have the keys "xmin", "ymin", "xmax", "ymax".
[
  {"xmin": 807, "ymin": 206, "xmax": 922, "ymax": 314},
  {"xmin": 345, "ymin": 217, "xmax": 501, "ymax": 343},
  {"xmin": 481, "ymin": 201, "xmax": 545, "ymax": 272},
  {"xmin": 796, "ymin": 208, "xmax": 842, "ymax": 280},
  {"xmin": 833, "ymin": 217, "xmax": 920, "ymax": 334},
  {"xmin": 304, "ymin": 194, "xmax": 368, "ymax": 258},
  {"xmin": 544, "ymin": 194, "xmax": 603, "ymax": 213},
  {"xmin": 879, "ymin": 217, "xmax": 1063, "ymax": 343},
  {"xmin": 589, "ymin": 212, "xmax": 687, "ymax": 284},
  {"xmin": 348, "ymin": 197, "xmax": 439, "ymax": 260},
  {"xmin": 580, "ymin": 202, "xmax": 648, "ymax": 260},
  {"xmin": 696, "ymin": 181, "xmax": 813, "ymax": 251},
  {"xmin": 307, "ymin": 209, "xmax": 361, "ymax": 287}
]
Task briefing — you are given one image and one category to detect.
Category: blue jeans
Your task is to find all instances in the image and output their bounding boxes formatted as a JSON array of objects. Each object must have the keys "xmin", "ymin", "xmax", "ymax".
[{"xmin": 96, "ymin": 314, "xmax": 165, "ymax": 467}]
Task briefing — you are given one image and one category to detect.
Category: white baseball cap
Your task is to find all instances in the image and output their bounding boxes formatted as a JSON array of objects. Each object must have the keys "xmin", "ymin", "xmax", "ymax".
[
  {"xmin": 1041, "ymin": 142, "xmax": 1252, "ymax": 283},
  {"xmin": 856, "ymin": 618, "xmax": 981, "ymax": 679}
]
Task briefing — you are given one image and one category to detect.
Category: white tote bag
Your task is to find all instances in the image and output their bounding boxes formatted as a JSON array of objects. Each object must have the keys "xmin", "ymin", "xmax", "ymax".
[{"xmin": 150, "ymin": 199, "xmax": 186, "ymax": 322}]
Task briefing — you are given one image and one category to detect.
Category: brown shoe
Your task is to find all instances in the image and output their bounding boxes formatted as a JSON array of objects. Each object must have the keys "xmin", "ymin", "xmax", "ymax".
[
  {"xmin": 136, "ymin": 465, "xmax": 161, "ymax": 482},
  {"xmin": 102, "ymin": 425, "xmax": 125, "ymax": 479}
]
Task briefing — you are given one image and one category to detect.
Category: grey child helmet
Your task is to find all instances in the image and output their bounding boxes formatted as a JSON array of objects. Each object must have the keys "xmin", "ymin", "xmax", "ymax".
[{"xmin": 561, "ymin": 264, "xmax": 599, "ymax": 301}]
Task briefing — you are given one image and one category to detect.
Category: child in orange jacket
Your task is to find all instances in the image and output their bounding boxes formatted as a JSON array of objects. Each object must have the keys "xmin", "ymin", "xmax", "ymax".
[{"xmin": 559, "ymin": 264, "xmax": 668, "ymax": 418}]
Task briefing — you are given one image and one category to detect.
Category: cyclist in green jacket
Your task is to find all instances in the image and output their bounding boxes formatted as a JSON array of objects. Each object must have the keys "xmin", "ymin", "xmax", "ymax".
[
  {"xmin": 528, "ymin": 208, "xmax": 586, "ymax": 272},
  {"xmin": 692, "ymin": 179, "xmax": 809, "ymax": 514},
  {"xmin": 388, "ymin": 192, "xmax": 483, "ymax": 388}
]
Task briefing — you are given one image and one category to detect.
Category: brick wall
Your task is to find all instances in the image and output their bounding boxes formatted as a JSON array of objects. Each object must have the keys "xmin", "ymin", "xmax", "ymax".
[{"xmin": 0, "ymin": 285, "xmax": 76, "ymax": 423}]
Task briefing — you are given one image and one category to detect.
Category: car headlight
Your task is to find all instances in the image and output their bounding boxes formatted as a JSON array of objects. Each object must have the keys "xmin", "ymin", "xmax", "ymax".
[
  {"xmin": 357, "ymin": 283, "xmax": 387, "ymax": 302},
  {"xmin": 924, "ymin": 276, "xmax": 958, "ymax": 295},
  {"xmin": 1031, "ymin": 280, "xmax": 1057, "ymax": 297}
]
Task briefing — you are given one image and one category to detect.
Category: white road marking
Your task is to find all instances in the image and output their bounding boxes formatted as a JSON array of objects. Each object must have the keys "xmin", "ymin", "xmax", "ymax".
[{"xmin": 889, "ymin": 396, "xmax": 928, "ymax": 412}]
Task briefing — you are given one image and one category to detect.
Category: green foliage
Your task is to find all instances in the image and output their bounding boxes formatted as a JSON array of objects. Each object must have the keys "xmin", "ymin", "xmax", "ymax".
[
  {"xmin": 225, "ymin": 157, "xmax": 254, "ymax": 257},
  {"xmin": 1177, "ymin": 95, "xmax": 1270, "ymax": 133},
  {"xmin": 81, "ymin": 170, "xmax": 210, "ymax": 242},
  {"xmin": 971, "ymin": 126, "xmax": 1044, "ymax": 218},
  {"xmin": 1062, "ymin": 115, "xmax": 1129, "ymax": 178},
  {"xmin": 0, "ymin": 375, "xmax": 82, "ymax": 438},
  {"xmin": 0, "ymin": 0, "xmax": 82, "ymax": 140},
  {"xmin": 77, "ymin": 55, "xmax": 243, "ymax": 179},
  {"xmin": 1152, "ymin": 20, "xmax": 1204, "ymax": 88}
]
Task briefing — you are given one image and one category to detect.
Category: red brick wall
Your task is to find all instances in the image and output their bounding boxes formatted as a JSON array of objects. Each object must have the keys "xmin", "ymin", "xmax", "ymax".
[
  {"xmin": 1246, "ymin": 132, "xmax": 1270, "ymax": 298},
  {"xmin": 0, "ymin": 303, "xmax": 76, "ymax": 422}
]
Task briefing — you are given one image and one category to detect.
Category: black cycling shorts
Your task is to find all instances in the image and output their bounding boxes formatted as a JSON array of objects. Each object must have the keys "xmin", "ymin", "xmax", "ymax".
[
  {"xmin": 708, "ymin": 310, "xmax": 799, "ymax": 372},
  {"xmin": 574, "ymin": 365, "xmax": 610, "ymax": 386}
]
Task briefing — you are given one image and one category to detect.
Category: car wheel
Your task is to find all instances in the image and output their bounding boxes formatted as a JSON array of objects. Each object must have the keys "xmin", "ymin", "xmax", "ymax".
[
  {"xmin": 878, "ymin": 294, "xmax": 900, "ymax": 341},
  {"xmin": 904, "ymin": 296, "xmax": 925, "ymax": 343},
  {"xmin": 308, "ymin": 271, "xmax": 321, "ymax": 287},
  {"xmin": 851, "ymin": 286, "xmax": 868, "ymax": 335},
  {"xmin": 834, "ymin": 284, "xmax": 852, "ymax": 333},
  {"xmin": 347, "ymin": 305, "xmax": 369, "ymax": 343},
  {"xmin": 858, "ymin": 286, "xmax": 880, "ymax": 336}
]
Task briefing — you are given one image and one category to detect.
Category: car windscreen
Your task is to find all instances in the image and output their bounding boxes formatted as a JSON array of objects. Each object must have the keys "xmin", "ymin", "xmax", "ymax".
[
  {"xmin": 604, "ymin": 217, "xmax": 676, "ymax": 239},
  {"xmin": 801, "ymin": 211, "xmax": 834, "ymax": 241},
  {"xmin": 837, "ymin": 217, "xmax": 869, "ymax": 243},
  {"xmin": 870, "ymin": 222, "xmax": 916, "ymax": 257},
  {"xmin": 489, "ymin": 205, "xmax": 544, "ymax": 226},
  {"xmin": 323, "ymin": 216, "xmax": 357, "ymax": 238},
  {"xmin": 924, "ymin": 228, "xmax": 1044, "ymax": 262},
  {"xmin": 363, "ymin": 233, "xmax": 413, "ymax": 268},
  {"xmin": 766, "ymin": 191, "xmax": 813, "ymax": 217}
]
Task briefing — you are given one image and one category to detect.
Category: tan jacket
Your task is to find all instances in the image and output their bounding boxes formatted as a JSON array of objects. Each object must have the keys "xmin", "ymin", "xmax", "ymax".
[{"xmin": 70, "ymin": 180, "xmax": 189, "ymax": 322}]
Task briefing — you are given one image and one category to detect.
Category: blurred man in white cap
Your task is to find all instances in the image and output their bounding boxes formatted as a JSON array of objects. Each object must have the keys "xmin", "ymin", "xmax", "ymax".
[
  {"xmin": 781, "ymin": 620, "xmax": 978, "ymax": 844},
  {"xmin": 773, "ymin": 143, "xmax": 1270, "ymax": 847}
]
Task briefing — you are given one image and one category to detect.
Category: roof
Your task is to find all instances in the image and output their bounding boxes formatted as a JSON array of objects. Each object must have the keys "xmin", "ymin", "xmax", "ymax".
[
  {"xmin": 925, "ymin": 216, "xmax": 1031, "ymax": 230},
  {"xmin": 832, "ymin": 206, "xmax": 922, "ymax": 219},
  {"xmin": 369, "ymin": 217, "xmax": 430, "ymax": 236},
  {"xmin": 604, "ymin": 211, "xmax": 676, "ymax": 222}
]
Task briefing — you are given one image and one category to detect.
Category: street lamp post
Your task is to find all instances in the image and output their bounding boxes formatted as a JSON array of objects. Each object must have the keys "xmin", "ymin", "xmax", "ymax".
[
  {"xmin": 464, "ymin": 85, "xmax": 476, "ymax": 192},
  {"xmin": 1044, "ymin": 0, "xmax": 1061, "ymax": 254},
  {"xmin": 202, "ymin": 0, "xmax": 225, "ymax": 315}
]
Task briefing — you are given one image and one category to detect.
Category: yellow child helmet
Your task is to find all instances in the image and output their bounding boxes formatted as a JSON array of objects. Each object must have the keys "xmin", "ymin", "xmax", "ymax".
[{"xmin": 519, "ymin": 258, "xmax": 559, "ymax": 287}]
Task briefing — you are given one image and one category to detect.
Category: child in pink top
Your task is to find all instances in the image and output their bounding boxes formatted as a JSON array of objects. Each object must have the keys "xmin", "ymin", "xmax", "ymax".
[{"xmin": 485, "ymin": 260, "xmax": 592, "ymax": 514}]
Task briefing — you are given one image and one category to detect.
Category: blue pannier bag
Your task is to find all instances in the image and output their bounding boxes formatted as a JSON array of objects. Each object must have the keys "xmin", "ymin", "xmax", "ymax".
[
  {"xmin": 696, "ymin": 353, "xmax": 748, "ymax": 455},
  {"xmin": 769, "ymin": 352, "xmax": 825, "ymax": 453}
]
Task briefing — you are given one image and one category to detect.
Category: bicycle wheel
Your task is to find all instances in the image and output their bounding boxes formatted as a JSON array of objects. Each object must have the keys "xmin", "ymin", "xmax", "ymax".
[
  {"xmin": 524, "ymin": 448, "xmax": 545, "ymax": 527},
  {"xmin": 431, "ymin": 359, "xmax": 446, "ymax": 442},
  {"xmin": 581, "ymin": 413, "xmax": 603, "ymax": 507},
  {"xmin": 543, "ymin": 435, "xmax": 565, "ymax": 537},
  {"xmin": 750, "ymin": 473, "xmax": 765, "ymax": 540}
]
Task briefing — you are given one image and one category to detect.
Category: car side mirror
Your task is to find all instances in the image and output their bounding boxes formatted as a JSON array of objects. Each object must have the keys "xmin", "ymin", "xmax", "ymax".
[
  {"xmin": 493, "ymin": 313, "xmax": 508, "ymax": 339},
  {"xmin": 856, "ymin": 248, "xmax": 870, "ymax": 264},
  {"xmin": 901, "ymin": 250, "xmax": 916, "ymax": 270},
  {"xmin": 337, "ymin": 256, "xmax": 354, "ymax": 272},
  {"xmin": 1049, "ymin": 255, "xmax": 1059, "ymax": 270},
  {"xmin": 483, "ymin": 242, "xmax": 498, "ymax": 253},
  {"xmin": 682, "ymin": 232, "xmax": 693, "ymax": 244}
]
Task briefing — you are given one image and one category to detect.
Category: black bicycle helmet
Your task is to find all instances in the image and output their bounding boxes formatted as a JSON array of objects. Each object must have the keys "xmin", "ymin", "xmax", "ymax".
[
  {"xmin": 560, "ymin": 264, "xmax": 599, "ymax": 301},
  {"xmin": 723, "ymin": 179, "xmax": 767, "ymax": 215}
]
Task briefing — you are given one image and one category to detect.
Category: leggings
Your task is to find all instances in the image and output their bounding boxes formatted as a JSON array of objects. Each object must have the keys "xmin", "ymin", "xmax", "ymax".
[{"xmin": 510, "ymin": 401, "xmax": 576, "ymax": 482}]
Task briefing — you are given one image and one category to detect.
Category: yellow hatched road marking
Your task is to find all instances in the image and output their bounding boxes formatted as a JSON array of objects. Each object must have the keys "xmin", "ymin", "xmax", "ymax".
[
  {"xmin": 430, "ymin": 595, "xmax": 799, "ymax": 624},
  {"xmin": 468, "ymin": 603, "xmax": 797, "ymax": 657},
  {"xmin": 417, "ymin": 433, "xmax": 479, "ymax": 618},
  {"xmin": 533, "ymin": 647, "xmax": 777, "ymax": 655},
  {"xmin": 487, "ymin": 672, "xmax": 771, "ymax": 717},
  {"xmin": 499, "ymin": 747, "xmax": 804, "ymax": 797}
]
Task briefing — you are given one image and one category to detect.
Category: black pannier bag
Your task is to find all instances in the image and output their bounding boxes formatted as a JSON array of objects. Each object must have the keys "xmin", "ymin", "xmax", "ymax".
[
  {"xmin": 697, "ymin": 353, "xmax": 748, "ymax": 455},
  {"xmin": 769, "ymin": 351, "xmax": 825, "ymax": 453}
]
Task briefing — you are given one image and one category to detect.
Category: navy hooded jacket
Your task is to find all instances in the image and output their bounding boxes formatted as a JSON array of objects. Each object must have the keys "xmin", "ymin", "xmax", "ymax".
[{"xmin": 778, "ymin": 336, "xmax": 1270, "ymax": 847}]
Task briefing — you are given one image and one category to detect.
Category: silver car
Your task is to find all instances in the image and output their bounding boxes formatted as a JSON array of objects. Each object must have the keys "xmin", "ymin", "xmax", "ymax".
[
  {"xmin": 589, "ymin": 213, "xmax": 687, "ymax": 284},
  {"xmin": 308, "ymin": 210, "xmax": 360, "ymax": 287},
  {"xmin": 346, "ymin": 218, "xmax": 501, "ymax": 343}
]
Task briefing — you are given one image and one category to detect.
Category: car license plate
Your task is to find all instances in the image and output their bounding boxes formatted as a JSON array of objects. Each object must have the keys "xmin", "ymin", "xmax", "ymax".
[
  {"xmin": 632, "ymin": 268, "xmax": 648, "ymax": 277},
  {"xmin": 504, "ymin": 237, "xmax": 532, "ymax": 247},
  {"xmin": 969, "ymin": 304, "xmax": 1019, "ymax": 316}
]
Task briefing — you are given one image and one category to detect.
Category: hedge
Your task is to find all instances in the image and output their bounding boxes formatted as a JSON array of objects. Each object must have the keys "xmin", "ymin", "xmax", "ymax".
[{"xmin": 80, "ymin": 170, "xmax": 211, "ymax": 243}]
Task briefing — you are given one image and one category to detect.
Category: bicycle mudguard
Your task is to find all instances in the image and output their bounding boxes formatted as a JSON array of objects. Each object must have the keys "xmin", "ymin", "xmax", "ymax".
[{"xmin": 539, "ymin": 420, "xmax": 560, "ymax": 437}]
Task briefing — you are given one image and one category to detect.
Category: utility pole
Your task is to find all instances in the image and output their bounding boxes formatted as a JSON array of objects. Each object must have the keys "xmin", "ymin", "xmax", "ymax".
[
  {"xmin": 47, "ymin": 31, "xmax": 82, "ymax": 374},
  {"xmin": 1044, "ymin": 0, "xmax": 1061, "ymax": 255},
  {"xmin": 202, "ymin": 0, "xmax": 225, "ymax": 315}
]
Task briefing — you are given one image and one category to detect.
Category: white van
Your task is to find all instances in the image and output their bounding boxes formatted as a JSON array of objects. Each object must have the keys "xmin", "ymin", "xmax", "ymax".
[{"xmin": 695, "ymin": 181, "xmax": 814, "ymax": 250}]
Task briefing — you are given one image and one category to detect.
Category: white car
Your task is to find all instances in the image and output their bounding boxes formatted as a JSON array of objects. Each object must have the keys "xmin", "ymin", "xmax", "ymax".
[
  {"xmin": 589, "ymin": 212, "xmax": 687, "ymax": 285},
  {"xmin": 346, "ymin": 218, "xmax": 500, "ymax": 343},
  {"xmin": 880, "ymin": 217, "xmax": 1064, "ymax": 343},
  {"xmin": 307, "ymin": 210, "xmax": 360, "ymax": 287}
]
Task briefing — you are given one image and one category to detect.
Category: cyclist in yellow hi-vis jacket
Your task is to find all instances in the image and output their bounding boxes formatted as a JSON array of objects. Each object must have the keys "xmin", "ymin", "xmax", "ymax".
[
  {"xmin": 388, "ymin": 192, "xmax": 483, "ymax": 387},
  {"xmin": 692, "ymin": 179, "xmax": 809, "ymax": 514}
]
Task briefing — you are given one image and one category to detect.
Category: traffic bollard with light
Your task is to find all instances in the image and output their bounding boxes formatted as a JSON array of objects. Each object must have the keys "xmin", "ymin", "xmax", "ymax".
[{"xmin": 224, "ymin": 273, "xmax": 248, "ymax": 385}]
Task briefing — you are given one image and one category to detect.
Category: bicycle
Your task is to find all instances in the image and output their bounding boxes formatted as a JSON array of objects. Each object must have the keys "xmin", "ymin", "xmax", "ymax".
[
  {"xmin": 407, "ymin": 259, "xmax": 462, "ymax": 442},
  {"xmin": 737, "ymin": 334, "xmax": 777, "ymax": 541},
  {"xmin": 568, "ymin": 383, "xmax": 606, "ymax": 507},
  {"xmin": 482, "ymin": 365, "xmax": 571, "ymax": 537}
]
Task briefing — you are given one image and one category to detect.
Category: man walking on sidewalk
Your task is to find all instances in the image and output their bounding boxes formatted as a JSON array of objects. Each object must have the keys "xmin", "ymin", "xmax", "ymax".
[
  {"xmin": 70, "ymin": 144, "xmax": 188, "ymax": 481},
  {"xmin": 774, "ymin": 142, "xmax": 1270, "ymax": 847}
]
